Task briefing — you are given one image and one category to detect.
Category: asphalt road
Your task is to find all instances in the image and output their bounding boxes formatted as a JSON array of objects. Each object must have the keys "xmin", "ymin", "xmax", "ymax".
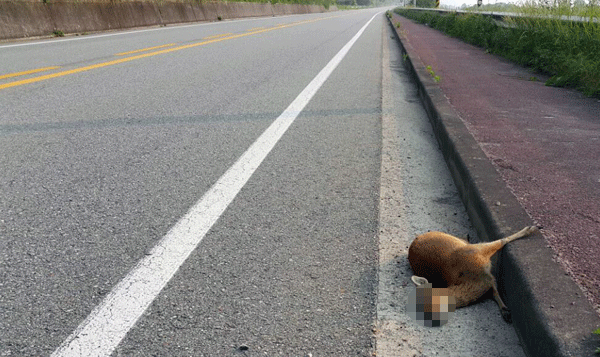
[{"xmin": 1, "ymin": 9, "xmax": 525, "ymax": 357}]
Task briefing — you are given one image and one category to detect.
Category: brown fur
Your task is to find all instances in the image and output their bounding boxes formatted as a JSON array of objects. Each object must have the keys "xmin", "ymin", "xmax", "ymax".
[{"xmin": 408, "ymin": 226, "xmax": 538, "ymax": 322}]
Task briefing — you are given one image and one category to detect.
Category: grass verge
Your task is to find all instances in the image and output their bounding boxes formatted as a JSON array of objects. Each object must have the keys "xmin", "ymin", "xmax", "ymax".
[
  {"xmin": 394, "ymin": 8, "xmax": 600, "ymax": 98},
  {"xmin": 220, "ymin": 0, "xmax": 334, "ymax": 9}
]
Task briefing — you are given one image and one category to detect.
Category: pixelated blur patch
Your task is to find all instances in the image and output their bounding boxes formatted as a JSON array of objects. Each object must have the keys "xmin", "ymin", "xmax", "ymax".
[{"xmin": 407, "ymin": 283, "xmax": 456, "ymax": 327}]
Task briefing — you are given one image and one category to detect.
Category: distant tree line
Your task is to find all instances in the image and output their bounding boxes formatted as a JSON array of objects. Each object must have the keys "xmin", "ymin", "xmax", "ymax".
[
  {"xmin": 415, "ymin": 0, "xmax": 436, "ymax": 7},
  {"xmin": 394, "ymin": 0, "xmax": 436, "ymax": 7},
  {"xmin": 336, "ymin": 0, "xmax": 372, "ymax": 5},
  {"xmin": 335, "ymin": 0, "xmax": 400, "ymax": 6}
]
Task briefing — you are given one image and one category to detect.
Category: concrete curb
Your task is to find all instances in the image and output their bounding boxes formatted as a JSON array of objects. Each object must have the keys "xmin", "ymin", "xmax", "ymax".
[
  {"xmin": 0, "ymin": 1, "xmax": 337, "ymax": 41},
  {"xmin": 386, "ymin": 13, "xmax": 600, "ymax": 357}
]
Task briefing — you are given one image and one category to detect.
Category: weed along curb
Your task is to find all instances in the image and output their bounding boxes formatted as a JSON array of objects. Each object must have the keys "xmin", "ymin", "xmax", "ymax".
[{"xmin": 387, "ymin": 12, "xmax": 600, "ymax": 357}]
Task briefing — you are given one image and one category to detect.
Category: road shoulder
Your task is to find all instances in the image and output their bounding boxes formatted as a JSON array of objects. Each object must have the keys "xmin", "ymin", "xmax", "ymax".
[
  {"xmin": 387, "ymin": 12, "xmax": 600, "ymax": 357},
  {"xmin": 376, "ymin": 19, "xmax": 526, "ymax": 357}
]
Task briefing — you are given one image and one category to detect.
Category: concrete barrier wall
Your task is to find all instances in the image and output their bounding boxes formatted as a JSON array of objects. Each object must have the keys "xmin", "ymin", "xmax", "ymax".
[
  {"xmin": 0, "ymin": 1, "xmax": 337, "ymax": 40},
  {"xmin": 0, "ymin": 2, "xmax": 54, "ymax": 39}
]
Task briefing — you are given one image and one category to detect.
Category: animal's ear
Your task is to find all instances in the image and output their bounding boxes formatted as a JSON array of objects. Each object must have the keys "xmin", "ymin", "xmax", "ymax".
[{"xmin": 411, "ymin": 275, "xmax": 429, "ymax": 286}]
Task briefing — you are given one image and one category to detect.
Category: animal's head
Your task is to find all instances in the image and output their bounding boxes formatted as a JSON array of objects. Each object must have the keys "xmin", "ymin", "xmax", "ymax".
[{"xmin": 407, "ymin": 275, "xmax": 456, "ymax": 327}]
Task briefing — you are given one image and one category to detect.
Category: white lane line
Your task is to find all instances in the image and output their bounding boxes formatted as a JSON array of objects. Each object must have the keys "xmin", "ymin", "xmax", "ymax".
[
  {"xmin": 0, "ymin": 23, "xmax": 205, "ymax": 49},
  {"xmin": 51, "ymin": 11, "xmax": 382, "ymax": 357}
]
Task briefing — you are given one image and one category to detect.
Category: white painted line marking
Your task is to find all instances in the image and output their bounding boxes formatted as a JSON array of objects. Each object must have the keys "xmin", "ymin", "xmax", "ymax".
[
  {"xmin": 0, "ymin": 23, "xmax": 205, "ymax": 49},
  {"xmin": 50, "ymin": 11, "xmax": 382, "ymax": 357}
]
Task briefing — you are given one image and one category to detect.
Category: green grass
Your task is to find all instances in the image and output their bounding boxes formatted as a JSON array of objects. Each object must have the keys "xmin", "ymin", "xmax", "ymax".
[
  {"xmin": 268, "ymin": 0, "xmax": 334, "ymax": 8},
  {"xmin": 426, "ymin": 65, "xmax": 441, "ymax": 82},
  {"xmin": 594, "ymin": 327, "xmax": 600, "ymax": 354},
  {"xmin": 394, "ymin": 7, "xmax": 600, "ymax": 98},
  {"xmin": 183, "ymin": 0, "xmax": 336, "ymax": 9},
  {"xmin": 513, "ymin": 0, "xmax": 600, "ymax": 19}
]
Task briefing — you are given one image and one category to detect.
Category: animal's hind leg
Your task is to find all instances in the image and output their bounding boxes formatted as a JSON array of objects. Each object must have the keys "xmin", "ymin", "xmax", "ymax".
[
  {"xmin": 490, "ymin": 276, "xmax": 512, "ymax": 323},
  {"xmin": 491, "ymin": 226, "xmax": 538, "ymax": 322},
  {"xmin": 501, "ymin": 226, "xmax": 538, "ymax": 244},
  {"xmin": 476, "ymin": 226, "xmax": 538, "ymax": 260}
]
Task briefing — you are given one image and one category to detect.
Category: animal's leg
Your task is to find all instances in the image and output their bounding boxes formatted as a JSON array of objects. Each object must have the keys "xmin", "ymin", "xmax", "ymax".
[
  {"xmin": 490, "ymin": 276, "xmax": 512, "ymax": 323},
  {"xmin": 476, "ymin": 226, "xmax": 538, "ymax": 260},
  {"xmin": 501, "ymin": 226, "xmax": 538, "ymax": 244}
]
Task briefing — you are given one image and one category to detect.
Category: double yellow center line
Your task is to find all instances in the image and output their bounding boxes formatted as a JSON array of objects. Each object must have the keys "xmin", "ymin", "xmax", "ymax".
[
  {"xmin": 0, "ymin": 15, "xmax": 341, "ymax": 91},
  {"xmin": 115, "ymin": 43, "xmax": 178, "ymax": 56},
  {"xmin": 0, "ymin": 66, "xmax": 62, "ymax": 80},
  {"xmin": 202, "ymin": 33, "xmax": 234, "ymax": 40}
]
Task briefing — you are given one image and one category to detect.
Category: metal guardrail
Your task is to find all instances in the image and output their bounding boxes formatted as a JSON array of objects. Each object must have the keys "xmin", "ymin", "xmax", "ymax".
[{"xmin": 397, "ymin": 6, "xmax": 599, "ymax": 23}]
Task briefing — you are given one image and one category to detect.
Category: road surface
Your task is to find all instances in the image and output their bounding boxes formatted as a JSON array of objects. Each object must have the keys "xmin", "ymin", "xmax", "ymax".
[{"xmin": 0, "ymin": 9, "xmax": 525, "ymax": 356}]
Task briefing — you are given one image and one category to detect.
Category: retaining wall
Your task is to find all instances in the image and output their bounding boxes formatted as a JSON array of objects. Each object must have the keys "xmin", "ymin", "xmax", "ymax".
[{"xmin": 0, "ymin": 1, "xmax": 337, "ymax": 40}]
